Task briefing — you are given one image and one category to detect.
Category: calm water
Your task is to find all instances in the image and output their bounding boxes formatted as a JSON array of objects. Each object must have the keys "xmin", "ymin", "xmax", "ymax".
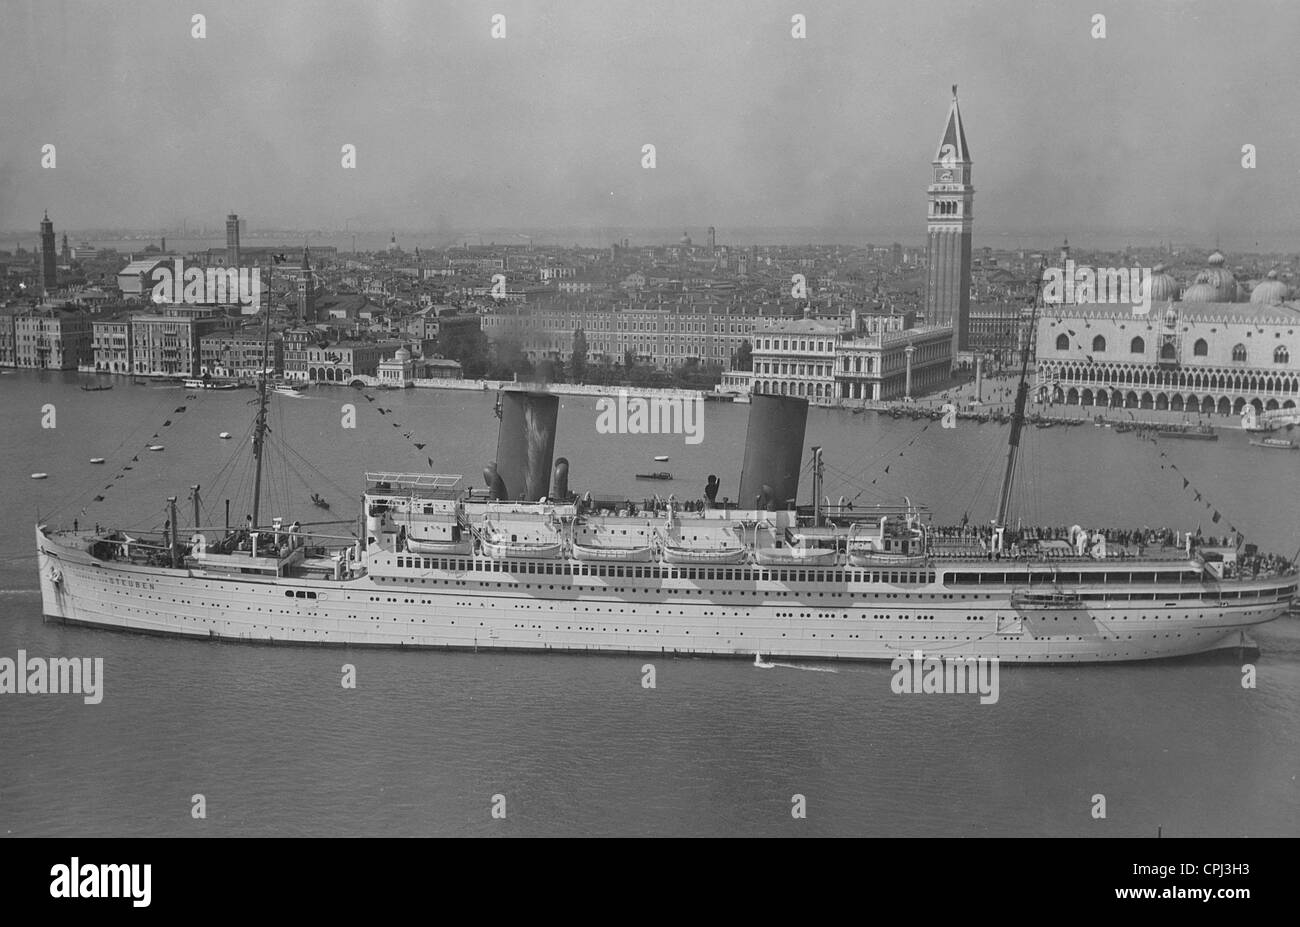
[{"xmin": 1, "ymin": 370, "xmax": 1298, "ymax": 836}]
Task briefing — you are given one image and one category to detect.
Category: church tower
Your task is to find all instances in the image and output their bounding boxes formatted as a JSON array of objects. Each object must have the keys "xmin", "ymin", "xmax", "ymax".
[
  {"xmin": 924, "ymin": 86, "xmax": 974, "ymax": 355},
  {"xmin": 39, "ymin": 211, "xmax": 57, "ymax": 295},
  {"xmin": 226, "ymin": 213, "xmax": 241, "ymax": 267},
  {"xmin": 298, "ymin": 246, "xmax": 315, "ymax": 322}
]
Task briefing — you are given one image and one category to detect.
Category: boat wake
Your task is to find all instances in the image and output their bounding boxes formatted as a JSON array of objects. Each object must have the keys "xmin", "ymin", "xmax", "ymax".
[
  {"xmin": 754, "ymin": 652, "xmax": 836, "ymax": 673},
  {"xmin": 770, "ymin": 662, "xmax": 839, "ymax": 673}
]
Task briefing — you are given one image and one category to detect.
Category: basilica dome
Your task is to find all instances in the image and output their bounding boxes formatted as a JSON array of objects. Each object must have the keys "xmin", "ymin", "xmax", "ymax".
[
  {"xmin": 1181, "ymin": 281, "xmax": 1219, "ymax": 303},
  {"xmin": 1142, "ymin": 264, "xmax": 1180, "ymax": 303},
  {"xmin": 1183, "ymin": 251, "xmax": 1238, "ymax": 302},
  {"xmin": 1250, "ymin": 270, "xmax": 1291, "ymax": 306}
]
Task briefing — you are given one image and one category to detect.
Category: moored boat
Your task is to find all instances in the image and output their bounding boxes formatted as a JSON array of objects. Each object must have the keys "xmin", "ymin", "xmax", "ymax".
[{"xmin": 1249, "ymin": 437, "xmax": 1295, "ymax": 450}]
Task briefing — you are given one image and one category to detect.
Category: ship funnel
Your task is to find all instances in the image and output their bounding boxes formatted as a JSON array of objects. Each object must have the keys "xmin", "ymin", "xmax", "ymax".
[
  {"xmin": 494, "ymin": 391, "xmax": 559, "ymax": 502},
  {"xmin": 738, "ymin": 393, "xmax": 808, "ymax": 511},
  {"xmin": 551, "ymin": 457, "xmax": 570, "ymax": 500}
]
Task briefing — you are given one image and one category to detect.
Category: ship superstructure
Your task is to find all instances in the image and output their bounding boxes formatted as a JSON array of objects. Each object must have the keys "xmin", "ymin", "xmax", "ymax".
[{"xmin": 36, "ymin": 388, "xmax": 1297, "ymax": 662}]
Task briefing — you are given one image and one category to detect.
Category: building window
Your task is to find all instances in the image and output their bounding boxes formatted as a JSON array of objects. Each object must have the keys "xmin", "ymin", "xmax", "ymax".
[
  {"xmin": 1091, "ymin": 335, "xmax": 1106, "ymax": 353},
  {"xmin": 1274, "ymin": 346, "xmax": 1289, "ymax": 364},
  {"xmin": 1232, "ymin": 343, "xmax": 1247, "ymax": 363},
  {"xmin": 1193, "ymin": 338, "xmax": 1208, "ymax": 356},
  {"xmin": 1055, "ymin": 334, "xmax": 1069, "ymax": 351},
  {"xmin": 1130, "ymin": 337, "xmax": 1145, "ymax": 354}
]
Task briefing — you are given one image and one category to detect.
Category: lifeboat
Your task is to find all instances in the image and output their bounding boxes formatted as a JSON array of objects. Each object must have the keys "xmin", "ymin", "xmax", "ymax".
[
  {"xmin": 662, "ymin": 545, "xmax": 748, "ymax": 565},
  {"xmin": 481, "ymin": 536, "xmax": 563, "ymax": 560},
  {"xmin": 755, "ymin": 545, "xmax": 837, "ymax": 566},
  {"xmin": 405, "ymin": 536, "xmax": 474, "ymax": 556},
  {"xmin": 847, "ymin": 547, "xmax": 928, "ymax": 567},
  {"xmin": 571, "ymin": 542, "xmax": 655, "ymax": 562}
]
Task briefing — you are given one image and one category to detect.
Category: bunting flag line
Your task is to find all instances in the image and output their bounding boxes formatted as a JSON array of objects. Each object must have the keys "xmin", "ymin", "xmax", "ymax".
[
  {"xmin": 356, "ymin": 389, "xmax": 449, "ymax": 475},
  {"xmin": 84, "ymin": 392, "xmax": 194, "ymax": 511}
]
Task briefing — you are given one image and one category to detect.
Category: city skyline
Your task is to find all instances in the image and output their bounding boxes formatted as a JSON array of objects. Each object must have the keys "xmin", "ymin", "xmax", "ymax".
[{"xmin": 4, "ymin": 0, "xmax": 1299, "ymax": 245}]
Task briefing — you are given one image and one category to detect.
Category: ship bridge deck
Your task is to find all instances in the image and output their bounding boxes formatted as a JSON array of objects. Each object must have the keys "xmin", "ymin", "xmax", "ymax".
[{"xmin": 365, "ymin": 472, "xmax": 464, "ymax": 501}]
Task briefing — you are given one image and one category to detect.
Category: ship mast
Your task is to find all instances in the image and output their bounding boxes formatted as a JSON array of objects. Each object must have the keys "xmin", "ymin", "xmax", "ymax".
[
  {"xmin": 251, "ymin": 258, "xmax": 273, "ymax": 526},
  {"xmin": 995, "ymin": 262, "xmax": 1043, "ymax": 528}
]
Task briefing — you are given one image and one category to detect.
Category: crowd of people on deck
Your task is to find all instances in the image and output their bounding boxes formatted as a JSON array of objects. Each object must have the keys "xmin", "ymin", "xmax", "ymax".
[{"xmin": 929, "ymin": 523, "xmax": 1215, "ymax": 550}]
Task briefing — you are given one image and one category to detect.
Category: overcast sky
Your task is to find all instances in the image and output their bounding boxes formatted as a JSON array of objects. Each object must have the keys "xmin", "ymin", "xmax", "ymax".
[{"xmin": 3, "ymin": 0, "xmax": 1298, "ymax": 246}]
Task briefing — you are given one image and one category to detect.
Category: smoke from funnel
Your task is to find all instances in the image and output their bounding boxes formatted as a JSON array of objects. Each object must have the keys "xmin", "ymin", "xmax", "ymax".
[{"xmin": 738, "ymin": 394, "xmax": 808, "ymax": 510}]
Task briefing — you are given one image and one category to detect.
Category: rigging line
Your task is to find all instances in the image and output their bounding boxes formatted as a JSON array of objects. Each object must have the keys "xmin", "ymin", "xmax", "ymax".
[
  {"xmin": 824, "ymin": 419, "xmax": 925, "ymax": 488},
  {"xmin": 197, "ymin": 418, "xmax": 260, "ymax": 523},
  {"xmin": 52, "ymin": 384, "xmax": 196, "ymax": 520},
  {"xmin": 818, "ymin": 461, "xmax": 894, "ymax": 502},
  {"xmin": 956, "ymin": 429, "xmax": 1006, "ymax": 521},
  {"xmin": 963, "ymin": 448, "xmax": 999, "ymax": 521},
  {"xmin": 271, "ymin": 431, "xmax": 356, "ymax": 500},
  {"xmin": 832, "ymin": 419, "xmax": 934, "ymax": 491},
  {"xmin": 1151, "ymin": 438, "xmax": 1240, "ymax": 533},
  {"xmin": 940, "ymin": 453, "xmax": 989, "ymax": 518}
]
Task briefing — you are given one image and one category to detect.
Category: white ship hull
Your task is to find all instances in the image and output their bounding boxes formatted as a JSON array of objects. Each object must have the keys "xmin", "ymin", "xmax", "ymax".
[{"xmin": 36, "ymin": 527, "xmax": 1290, "ymax": 663}]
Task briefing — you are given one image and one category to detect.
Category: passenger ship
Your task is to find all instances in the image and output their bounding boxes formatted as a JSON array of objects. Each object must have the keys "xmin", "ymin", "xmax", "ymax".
[{"xmin": 35, "ymin": 334, "xmax": 1297, "ymax": 663}]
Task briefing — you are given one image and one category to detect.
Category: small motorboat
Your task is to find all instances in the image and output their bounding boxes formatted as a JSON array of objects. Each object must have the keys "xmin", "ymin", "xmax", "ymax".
[
  {"xmin": 31, "ymin": 472, "xmax": 48, "ymax": 480},
  {"xmin": 80, "ymin": 383, "xmax": 113, "ymax": 392},
  {"xmin": 148, "ymin": 445, "xmax": 165, "ymax": 451},
  {"xmin": 310, "ymin": 493, "xmax": 330, "ymax": 509},
  {"xmin": 754, "ymin": 652, "xmax": 775, "ymax": 669},
  {"xmin": 218, "ymin": 432, "xmax": 232, "ymax": 439},
  {"xmin": 653, "ymin": 455, "xmax": 669, "ymax": 462},
  {"xmin": 89, "ymin": 458, "xmax": 105, "ymax": 464},
  {"xmin": 635, "ymin": 472, "xmax": 673, "ymax": 480}
]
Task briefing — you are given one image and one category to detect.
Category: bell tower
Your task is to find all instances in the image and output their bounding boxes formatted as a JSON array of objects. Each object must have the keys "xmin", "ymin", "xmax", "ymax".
[
  {"xmin": 298, "ymin": 246, "xmax": 315, "ymax": 322},
  {"xmin": 925, "ymin": 86, "xmax": 974, "ymax": 355}
]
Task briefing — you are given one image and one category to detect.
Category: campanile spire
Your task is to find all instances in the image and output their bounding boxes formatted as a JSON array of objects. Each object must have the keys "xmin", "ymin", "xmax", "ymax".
[{"xmin": 925, "ymin": 88, "xmax": 974, "ymax": 356}]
